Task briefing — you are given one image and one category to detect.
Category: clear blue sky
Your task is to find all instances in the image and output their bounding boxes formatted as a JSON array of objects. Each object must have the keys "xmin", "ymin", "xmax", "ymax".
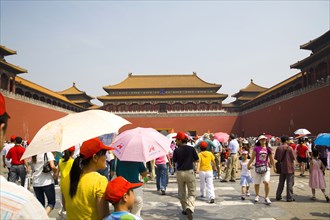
[{"xmin": 1, "ymin": 1, "xmax": 329, "ymax": 105}]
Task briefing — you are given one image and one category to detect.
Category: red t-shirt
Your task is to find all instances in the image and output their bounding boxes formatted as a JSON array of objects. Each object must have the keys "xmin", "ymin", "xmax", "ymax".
[
  {"xmin": 289, "ymin": 143, "xmax": 296, "ymax": 151},
  {"xmin": 296, "ymin": 144, "xmax": 308, "ymax": 158},
  {"xmin": 6, "ymin": 145, "xmax": 25, "ymax": 165}
]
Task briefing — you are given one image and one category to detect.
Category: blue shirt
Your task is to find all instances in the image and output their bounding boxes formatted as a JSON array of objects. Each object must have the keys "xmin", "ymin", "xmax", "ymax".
[{"xmin": 105, "ymin": 211, "xmax": 143, "ymax": 220}]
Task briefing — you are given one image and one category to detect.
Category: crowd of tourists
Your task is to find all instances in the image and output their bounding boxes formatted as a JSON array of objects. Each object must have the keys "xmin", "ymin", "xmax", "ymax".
[{"xmin": 1, "ymin": 92, "xmax": 329, "ymax": 220}]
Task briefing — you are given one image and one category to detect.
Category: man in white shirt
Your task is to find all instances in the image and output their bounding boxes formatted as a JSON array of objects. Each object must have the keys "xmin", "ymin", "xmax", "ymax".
[
  {"xmin": 221, "ymin": 134, "xmax": 239, "ymax": 182},
  {"xmin": 2, "ymin": 136, "xmax": 15, "ymax": 180}
]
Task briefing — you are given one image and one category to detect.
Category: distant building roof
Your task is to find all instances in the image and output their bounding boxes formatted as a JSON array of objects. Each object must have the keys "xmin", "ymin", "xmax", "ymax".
[
  {"xmin": 0, "ymin": 45, "xmax": 17, "ymax": 56},
  {"xmin": 243, "ymin": 72, "xmax": 303, "ymax": 105},
  {"xmin": 0, "ymin": 60, "xmax": 27, "ymax": 74},
  {"xmin": 98, "ymin": 93, "xmax": 228, "ymax": 102},
  {"xmin": 58, "ymin": 82, "xmax": 94, "ymax": 100},
  {"xmin": 232, "ymin": 79, "xmax": 267, "ymax": 98},
  {"xmin": 15, "ymin": 76, "xmax": 83, "ymax": 109},
  {"xmin": 103, "ymin": 72, "xmax": 221, "ymax": 91},
  {"xmin": 290, "ymin": 44, "xmax": 330, "ymax": 69},
  {"xmin": 300, "ymin": 30, "xmax": 330, "ymax": 51}
]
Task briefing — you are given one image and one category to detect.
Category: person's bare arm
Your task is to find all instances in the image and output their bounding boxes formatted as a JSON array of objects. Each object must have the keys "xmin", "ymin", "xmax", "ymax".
[
  {"xmin": 3, "ymin": 155, "xmax": 6, "ymax": 168},
  {"xmin": 96, "ymin": 197, "xmax": 110, "ymax": 220},
  {"xmin": 247, "ymin": 151, "xmax": 256, "ymax": 170},
  {"xmin": 49, "ymin": 160, "xmax": 58, "ymax": 180}
]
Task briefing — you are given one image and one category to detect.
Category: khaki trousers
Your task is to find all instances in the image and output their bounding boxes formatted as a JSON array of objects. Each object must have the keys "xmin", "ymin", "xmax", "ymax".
[
  {"xmin": 176, "ymin": 170, "xmax": 196, "ymax": 212},
  {"xmin": 224, "ymin": 154, "xmax": 238, "ymax": 181},
  {"xmin": 214, "ymin": 153, "xmax": 220, "ymax": 175}
]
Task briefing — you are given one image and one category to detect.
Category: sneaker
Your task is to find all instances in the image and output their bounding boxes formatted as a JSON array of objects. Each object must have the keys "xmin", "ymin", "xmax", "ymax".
[
  {"xmin": 161, "ymin": 189, "xmax": 166, "ymax": 195},
  {"xmin": 246, "ymin": 191, "xmax": 250, "ymax": 197},
  {"xmin": 229, "ymin": 179, "xmax": 236, "ymax": 182},
  {"xmin": 200, "ymin": 195, "xmax": 205, "ymax": 198},
  {"xmin": 254, "ymin": 195, "xmax": 259, "ymax": 202},
  {"xmin": 265, "ymin": 197, "xmax": 271, "ymax": 205},
  {"xmin": 182, "ymin": 210, "xmax": 187, "ymax": 215},
  {"xmin": 221, "ymin": 180, "xmax": 228, "ymax": 182},
  {"xmin": 209, "ymin": 199, "xmax": 215, "ymax": 204}
]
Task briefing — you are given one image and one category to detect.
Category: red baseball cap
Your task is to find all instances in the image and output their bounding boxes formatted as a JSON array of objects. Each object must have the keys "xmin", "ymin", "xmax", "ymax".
[
  {"xmin": 200, "ymin": 141, "xmax": 208, "ymax": 149},
  {"xmin": 173, "ymin": 132, "xmax": 188, "ymax": 141},
  {"xmin": 105, "ymin": 176, "xmax": 143, "ymax": 204},
  {"xmin": 68, "ymin": 146, "xmax": 75, "ymax": 153},
  {"xmin": 80, "ymin": 138, "xmax": 115, "ymax": 159},
  {"xmin": 10, "ymin": 135, "xmax": 16, "ymax": 142}
]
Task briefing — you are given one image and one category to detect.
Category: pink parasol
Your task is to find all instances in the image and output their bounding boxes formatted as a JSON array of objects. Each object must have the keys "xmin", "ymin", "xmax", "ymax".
[
  {"xmin": 214, "ymin": 132, "xmax": 229, "ymax": 143},
  {"xmin": 111, "ymin": 127, "xmax": 172, "ymax": 162}
]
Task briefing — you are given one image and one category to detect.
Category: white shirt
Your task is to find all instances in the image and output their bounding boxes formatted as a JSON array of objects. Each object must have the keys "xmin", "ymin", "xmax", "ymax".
[
  {"xmin": 212, "ymin": 139, "xmax": 222, "ymax": 153},
  {"xmin": 1, "ymin": 143, "xmax": 14, "ymax": 168},
  {"xmin": 228, "ymin": 139, "xmax": 239, "ymax": 154},
  {"xmin": 240, "ymin": 160, "xmax": 251, "ymax": 176},
  {"xmin": 31, "ymin": 152, "xmax": 55, "ymax": 187},
  {"xmin": 0, "ymin": 175, "xmax": 49, "ymax": 219}
]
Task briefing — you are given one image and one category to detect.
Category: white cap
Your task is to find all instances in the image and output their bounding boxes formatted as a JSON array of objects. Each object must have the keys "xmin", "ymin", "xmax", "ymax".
[{"xmin": 258, "ymin": 135, "xmax": 267, "ymax": 141}]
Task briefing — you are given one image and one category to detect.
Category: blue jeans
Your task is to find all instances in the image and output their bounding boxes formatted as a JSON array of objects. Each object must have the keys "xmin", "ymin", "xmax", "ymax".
[
  {"xmin": 33, "ymin": 184, "xmax": 56, "ymax": 209},
  {"xmin": 155, "ymin": 164, "xmax": 167, "ymax": 191}
]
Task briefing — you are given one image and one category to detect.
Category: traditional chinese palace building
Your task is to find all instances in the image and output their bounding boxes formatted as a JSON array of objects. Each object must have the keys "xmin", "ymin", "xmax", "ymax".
[
  {"xmin": 98, "ymin": 73, "xmax": 228, "ymax": 113},
  {"xmin": 1, "ymin": 30, "xmax": 329, "ymax": 139},
  {"xmin": 58, "ymin": 83, "xmax": 96, "ymax": 109}
]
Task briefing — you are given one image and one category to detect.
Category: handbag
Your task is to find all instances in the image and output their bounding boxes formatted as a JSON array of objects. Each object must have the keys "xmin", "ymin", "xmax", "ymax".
[
  {"xmin": 42, "ymin": 153, "xmax": 58, "ymax": 173},
  {"xmin": 275, "ymin": 149, "xmax": 287, "ymax": 174},
  {"xmin": 255, "ymin": 163, "xmax": 268, "ymax": 174}
]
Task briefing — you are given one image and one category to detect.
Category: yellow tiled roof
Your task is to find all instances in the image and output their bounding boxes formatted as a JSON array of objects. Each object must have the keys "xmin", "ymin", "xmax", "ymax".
[
  {"xmin": 58, "ymin": 83, "xmax": 94, "ymax": 99},
  {"xmin": 242, "ymin": 72, "xmax": 302, "ymax": 105},
  {"xmin": 88, "ymin": 104, "xmax": 100, "ymax": 110},
  {"xmin": 98, "ymin": 93, "xmax": 228, "ymax": 101},
  {"xmin": 232, "ymin": 80, "xmax": 267, "ymax": 97},
  {"xmin": 0, "ymin": 45, "xmax": 17, "ymax": 56},
  {"xmin": 300, "ymin": 30, "xmax": 330, "ymax": 50},
  {"xmin": 290, "ymin": 44, "xmax": 330, "ymax": 69},
  {"xmin": 15, "ymin": 76, "xmax": 82, "ymax": 108},
  {"xmin": 0, "ymin": 60, "xmax": 27, "ymax": 74},
  {"xmin": 103, "ymin": 73, "xmax": 221, "ymax": 90}
]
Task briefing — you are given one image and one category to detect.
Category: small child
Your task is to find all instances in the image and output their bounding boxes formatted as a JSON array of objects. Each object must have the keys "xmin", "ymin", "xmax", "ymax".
[
  {"xmin": 105, "ymin": 176, "xmax": 144, "ymax": 220},
  {"xmin": 239, "ymin": 151, "xmax": 253, "ymax": 200},
  {"xmin": 309, "ymin": 150, "xmax": 329, "ymax": 202}
]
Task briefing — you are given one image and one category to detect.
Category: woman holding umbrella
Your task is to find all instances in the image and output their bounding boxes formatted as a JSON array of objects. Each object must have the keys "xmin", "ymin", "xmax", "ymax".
[{"xmin": 61, "ymin": 138, "xmax": 113, "ymax": 220}]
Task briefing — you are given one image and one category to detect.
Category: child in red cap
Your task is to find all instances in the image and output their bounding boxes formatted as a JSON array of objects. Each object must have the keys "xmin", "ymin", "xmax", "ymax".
[{"xmin": 105, "ymin": 176, "xmax": 143, "ymax": 220}]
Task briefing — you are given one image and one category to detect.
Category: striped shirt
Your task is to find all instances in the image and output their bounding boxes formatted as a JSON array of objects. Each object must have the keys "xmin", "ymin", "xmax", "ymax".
[{"xmin": 0, "ymin": 175, "xmax": 49, "ymax": 219}]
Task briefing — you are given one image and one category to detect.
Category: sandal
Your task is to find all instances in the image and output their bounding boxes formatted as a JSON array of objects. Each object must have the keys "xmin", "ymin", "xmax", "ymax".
[{"xmin": 311, "ymin": 196, "xmax": 316, "ymax": 201}]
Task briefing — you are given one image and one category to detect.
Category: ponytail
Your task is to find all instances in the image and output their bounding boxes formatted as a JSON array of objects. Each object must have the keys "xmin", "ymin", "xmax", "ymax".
[
  {"xmin": 69, "ymin": 149, "xmax": 107, "ymax": 198},
  {"xmin": 62, "ymin": 150, "xmax": 70, "ymax": 162},
  {"xmin": 70, "ymin": 156, "xmax": 83, "ymax": 198}
]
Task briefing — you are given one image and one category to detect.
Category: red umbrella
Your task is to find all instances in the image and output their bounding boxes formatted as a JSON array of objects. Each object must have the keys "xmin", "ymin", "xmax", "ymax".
[{"xmin": 214, "ymin": 132, "xmax": 229, "ymax": 143}]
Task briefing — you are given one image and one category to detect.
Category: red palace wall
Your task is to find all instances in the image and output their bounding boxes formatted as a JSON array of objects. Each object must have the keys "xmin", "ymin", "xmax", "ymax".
[
  {"xmin": 240, "ymin": 85, "xmax": 330, "ymax": 137},
  {"xmin": 120, "ymin": 115, "xmax": 240, "ymax": 136},
  {"xmin": 3, "ymin": 85, "xmax": 329, "ymax": 141},
  {"xmin": 4, "ymin": 96, "xmax": 67, "ymax": 141}
]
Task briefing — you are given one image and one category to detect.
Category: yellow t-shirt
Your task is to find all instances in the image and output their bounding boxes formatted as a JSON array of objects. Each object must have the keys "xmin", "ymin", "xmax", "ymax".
[
  {"xmin": 61, "ymin": 172, "xmax": 108, "ymax": 220},
  {"xmin": 59, "ymin": 158, "xmax": 74, "ymax": 181},
  {"xmin": 198, "ymin": 151, "xmax": 215, "ymax": 171}
]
